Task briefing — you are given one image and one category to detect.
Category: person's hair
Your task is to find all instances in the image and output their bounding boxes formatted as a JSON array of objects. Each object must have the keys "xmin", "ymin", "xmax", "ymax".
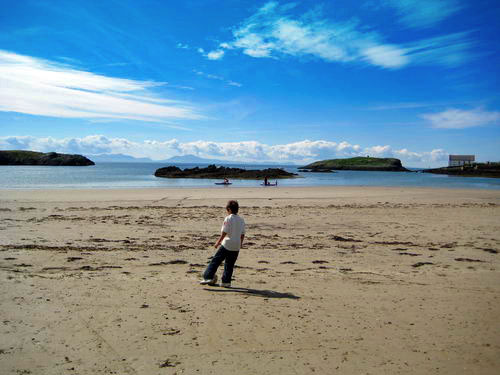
[{"xmin": 226, "ymin": 200, "xmax": 239, "ymax": 214}]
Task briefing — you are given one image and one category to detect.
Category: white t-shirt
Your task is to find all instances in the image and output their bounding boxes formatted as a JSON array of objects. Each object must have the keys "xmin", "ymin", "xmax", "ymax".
[{"xmin": 221, "ymin": 214, "xmax": 245, "ymax": 251}]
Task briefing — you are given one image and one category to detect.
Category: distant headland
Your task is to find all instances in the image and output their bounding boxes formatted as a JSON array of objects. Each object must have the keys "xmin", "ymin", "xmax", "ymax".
[
  {"xmin": 154, "ymin": 164, "xmax": 297, "ymax": 179},
  {"xmin": 423, "ymin": 163, "xmax": 500, "ymax": 178},
  {"xmin": 300, "ymin": 157, "xmax": 409, "ymax": 172},
  {"xmin": 0, "ymin": 150, "xmax": 95, "ymax": 166}
]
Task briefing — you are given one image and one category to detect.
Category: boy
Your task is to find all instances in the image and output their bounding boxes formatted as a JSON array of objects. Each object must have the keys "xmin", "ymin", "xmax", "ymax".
[{"xmin": 200, "ymin": 200, "xmax": 245, "ymax": 288}]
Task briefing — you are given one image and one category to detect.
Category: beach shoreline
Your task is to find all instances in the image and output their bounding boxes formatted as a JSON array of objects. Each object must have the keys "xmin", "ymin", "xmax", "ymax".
[
  {"xmin": 1, "ymin": 186, "xmax": 499, "ymax": 374},
  {"xmin": 2, "ymin": 185, "xmax": 500, "ymax": 202}
]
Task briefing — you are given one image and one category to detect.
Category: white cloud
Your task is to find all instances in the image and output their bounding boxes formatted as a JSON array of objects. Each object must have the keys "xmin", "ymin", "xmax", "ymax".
[
  {"xmin": 361, "ymin": 45, "xmax": 409, "ymax": 69},
  {"xmin": 429, "ymin": 149, "xmax": 448, "ymax": 162},
  {"xmin": 364, "ymin": 145, "xmax": 393, "ymax": 157},
  {"xmin": 366, "ymin": 144, "xmax": 448, "ymax": 164},
  {"xmin": 206, "ymin": 50, "xmax": 225, "ymax": 60},
  {"xmin": 268, "ymin": 140, "xmax": 362, "ymax": 161},
  {"xmin": 211, "ymin": 1, "xmax": 471, "ymax": 69},
  {"xmin": 0, "ymin": 135, "xmax": 448, "ymax": 166},
  {"xmin": 198, "ymin": 47, "xmax": 226, "ymax": 61},
  {"xmin": 0, "ymin": 50, "xmax": 202, "ymax": 122},
  {"xmin": 422, "ymin": 108, "xmax": 500, "ymax": 129},
  {"xmin": 393, "ymin": 148, "xmax": 423, "ymax": 161},
  {"xmin": 382, "ymin": 0, "xmax": 462, "ymax": 29}
]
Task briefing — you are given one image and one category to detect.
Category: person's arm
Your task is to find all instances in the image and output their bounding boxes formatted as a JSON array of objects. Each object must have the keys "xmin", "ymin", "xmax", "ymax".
[
  {"xmin": 215, "ymin": 232, "xmax": 227, "ymax": 248},
  {"xmin": 240, "ymin": 234, "xmax": 245, "ymax": 248}
]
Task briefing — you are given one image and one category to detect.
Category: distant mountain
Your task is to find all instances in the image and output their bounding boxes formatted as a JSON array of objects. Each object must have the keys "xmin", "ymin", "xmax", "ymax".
[
  {"xmin": 164, "ymin": 155, "xmax": 295, "ymax": 165},
  {"xmin": 164, "ymin": 154, "xmax": 240, "ymax": 164},
  {"xmin": 87, "ymin": 153, "xmax": 233, "ymax": 164},
  {"xmin": 86, "ymin": 153, "xmax": 291, "ymax": 166},
  {"xmin": 86, "ymin": 153, "xmax": 154, "ymax": 163}
]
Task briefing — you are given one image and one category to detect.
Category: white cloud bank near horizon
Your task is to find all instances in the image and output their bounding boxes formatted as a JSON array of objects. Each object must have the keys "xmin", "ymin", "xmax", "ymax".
[
  {"xmin": 0, "ymin": 135, "xmax": 448, "ymax": 166},
  {"xmin": 0, "ymin": 50, "xmax": 201, "ymax": 123}
]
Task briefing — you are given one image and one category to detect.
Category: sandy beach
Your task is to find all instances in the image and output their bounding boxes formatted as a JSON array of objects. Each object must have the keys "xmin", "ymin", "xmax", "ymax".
[{"xmin": 1, "ymin": 186, "xmax": 499, "ymax": 374}]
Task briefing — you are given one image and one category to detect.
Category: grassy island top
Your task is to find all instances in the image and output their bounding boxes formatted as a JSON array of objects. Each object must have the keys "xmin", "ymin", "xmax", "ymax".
[{"xmin": 302, "ymin": 157, "xmax": 408, "ymax": 171}]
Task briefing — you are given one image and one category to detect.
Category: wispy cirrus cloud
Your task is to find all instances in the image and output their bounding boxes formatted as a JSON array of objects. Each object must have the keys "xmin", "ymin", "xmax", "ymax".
[
  {"xmin": 0, "ymin": 50, "xmax": 202, "ymax": 123},
  {"xmin": 422, "ymin": 108, "xmax": 500, "ymax": 129},
  {"xmin": 366, "ymin": 102, "xmax": 436, "ymax": 111},
  {"xmin": 381, "ymin": 0, "xmax": 463, "ymax": 29},
  {"xmin": 404, "ymin": 32, "xmax": 473, "ymax": 67},
  {"xmin": 205, "ymin": 1, "xmax": 472, "ymax": 69},
  {"xmin": 193, "ymin": 70, "xmax": 242, "ymax": 87},
  {"xmin": 0, "ymin": 135, "xmax": 448, "ymax": 166}
]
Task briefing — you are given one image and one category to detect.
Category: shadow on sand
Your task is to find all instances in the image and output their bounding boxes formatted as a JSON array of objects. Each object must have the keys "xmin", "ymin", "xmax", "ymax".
[{"xmin": 203, "ymin": 287, "xmax": 300, "ymax": 300}]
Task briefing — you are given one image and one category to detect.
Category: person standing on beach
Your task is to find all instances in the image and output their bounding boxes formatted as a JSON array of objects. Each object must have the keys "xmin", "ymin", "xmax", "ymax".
[{"xmin": 200, "ymin": 200, "xmax": 245, "ymax": 288}]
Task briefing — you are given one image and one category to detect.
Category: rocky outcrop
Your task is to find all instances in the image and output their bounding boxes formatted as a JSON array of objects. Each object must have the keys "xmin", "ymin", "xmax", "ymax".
[
  {"xmin": 0, "ymin": 151, "xmax": 95, "ymax": 166},
  {"xmin": 301, "ymin": 157, "xmax": 409, "ymax": 172},
  {"xmin": 154, "ymin": 164, "xmax": 297, "ymax": 179},
  {"xmin": 423, "ymin": 163, "xmax": 500, "ymax": 178},
  {"xmin": 298, "ymin": 169, "xmax": 337, "ymax": 173}
]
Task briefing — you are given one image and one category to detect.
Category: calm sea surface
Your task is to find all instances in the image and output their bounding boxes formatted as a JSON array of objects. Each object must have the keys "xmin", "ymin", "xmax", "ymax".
[{"xmin": 0, "ymin": 162, "xmax": 499, "ymax": 190}]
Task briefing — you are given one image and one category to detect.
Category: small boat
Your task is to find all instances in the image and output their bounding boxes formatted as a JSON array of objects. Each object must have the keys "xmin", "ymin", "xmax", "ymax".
[{"xmin": 215, "ymin": 182, "xmax": 232, "ymax": 185}]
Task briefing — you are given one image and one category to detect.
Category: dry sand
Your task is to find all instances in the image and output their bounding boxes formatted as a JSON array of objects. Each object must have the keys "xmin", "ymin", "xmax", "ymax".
[{"xmin": 1, "ymin": 186, "xmax": 499, "ymax": 374}]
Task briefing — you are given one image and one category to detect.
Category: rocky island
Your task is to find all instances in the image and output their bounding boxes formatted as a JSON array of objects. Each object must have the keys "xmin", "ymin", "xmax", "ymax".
[
  {"xmin": 0, "ymin": 150, "xmax": 95, "ymax": 166},
  {"xmin": 423, "ymin": 162, "xmax": 500, "ymax": 178},
  {"xmin": 301, "ymin": 157, "xmax": 409, "ymax": 172},
  {"xmin": 154, "ymin": 164, "xmax": 297, "ymax": 179}
]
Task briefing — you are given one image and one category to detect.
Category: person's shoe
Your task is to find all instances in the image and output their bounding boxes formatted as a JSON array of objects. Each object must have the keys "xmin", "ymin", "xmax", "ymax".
[
  {"xmin": 220, "ymin": 282, "xmax": 231, "ymax": 288},
  {"xmin": 200, "ymin": 274, "xmax": 217, "ymax": 285}
]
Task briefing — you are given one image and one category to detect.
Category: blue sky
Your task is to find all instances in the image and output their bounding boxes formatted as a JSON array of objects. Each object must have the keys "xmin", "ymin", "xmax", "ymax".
[{"xmin": 0, "ymin": 0, "xmax": 499, "ymax": 166}]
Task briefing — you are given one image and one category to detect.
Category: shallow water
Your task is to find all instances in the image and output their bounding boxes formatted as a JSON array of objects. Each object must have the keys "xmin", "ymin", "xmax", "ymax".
[{"xmin": 0, "ymin": 162, "xmax": 499, "ymax": 190}]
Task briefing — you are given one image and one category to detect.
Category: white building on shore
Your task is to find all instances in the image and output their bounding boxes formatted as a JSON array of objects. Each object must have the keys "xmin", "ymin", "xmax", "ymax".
[{"xmin": 449, "ymin": 155, "xmax": 475, "ymax": 167}]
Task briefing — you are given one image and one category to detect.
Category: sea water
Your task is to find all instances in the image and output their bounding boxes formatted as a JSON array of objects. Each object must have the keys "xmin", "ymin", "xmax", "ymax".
[{"xmin": 0, "ymin": 162, "xmax": 499, "ymax": 190}]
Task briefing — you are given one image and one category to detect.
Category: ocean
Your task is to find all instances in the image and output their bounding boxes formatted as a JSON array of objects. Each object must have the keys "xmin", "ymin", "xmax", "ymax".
[{"xmin": 1, "ymin": 162, "xmax": 499, "ymax": 190}]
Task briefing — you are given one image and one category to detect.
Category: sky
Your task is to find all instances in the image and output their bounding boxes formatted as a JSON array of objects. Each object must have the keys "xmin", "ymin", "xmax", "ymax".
[{"xmin": 0, "ymin": 0, "xmax": 499, "ymax": 167}]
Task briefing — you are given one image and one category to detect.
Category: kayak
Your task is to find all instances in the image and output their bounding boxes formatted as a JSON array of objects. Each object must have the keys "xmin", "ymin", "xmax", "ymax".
[
  {"xmin": 260, "ymin": 183, "xmax": 278, "ymax": 186},
  {"xmin": 215, "ymin": 182, "xmax": 232, "ymax": 185}
]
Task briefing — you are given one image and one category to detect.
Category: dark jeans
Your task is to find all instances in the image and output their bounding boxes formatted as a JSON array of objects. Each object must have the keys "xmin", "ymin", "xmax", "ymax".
[{"xmin": 203, "ymin": 246, "xmax": 239, "ymax": 283}]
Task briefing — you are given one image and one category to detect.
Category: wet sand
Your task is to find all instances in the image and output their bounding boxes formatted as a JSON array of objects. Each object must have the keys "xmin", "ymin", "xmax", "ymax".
[{"xmin": 1, "ymin": 186, "xmax": 499, "ymax": 374}]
